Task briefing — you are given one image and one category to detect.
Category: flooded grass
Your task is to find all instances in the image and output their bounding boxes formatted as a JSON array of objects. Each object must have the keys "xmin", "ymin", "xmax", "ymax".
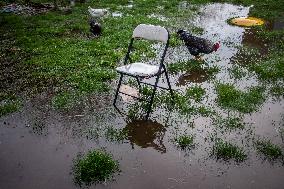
[
  {"xmin": 105, "ymin": 126, "xmax": 128, "ymax": 143},
  {"xmin": 212, "ymin": 139, "xmax": 247, "ymax": 162},
  {"xmin": 186, "ymin": 85, "xmax": 206, "ymax": 102},
  {"xmin": 216, "ymin": 83, "xmax": 265, "ymax": 113},
  {"xmin": 1, "ymin": 0, "xmax": 284, "ymax": 188},
  {"xmin": 0, "ymin": 93, "xmax": 21, "ymax": 117},
  {"xmin": 228, "ymin": 65, "xmax": 247, "ymax": 79},
  {"xmin": 174, "ymin": 134, "xmax": 195, "ymax": 149},
  {"xmin": 214, "ymin": 116, "xmax": 245, "ymax": 130},
  {"xmin": 72, "ymin": 150, "xmax": 119, "ymax": 186},
  {"xmin": 254, "ymin": 139, "xmax": 283, "ymax": 161}
]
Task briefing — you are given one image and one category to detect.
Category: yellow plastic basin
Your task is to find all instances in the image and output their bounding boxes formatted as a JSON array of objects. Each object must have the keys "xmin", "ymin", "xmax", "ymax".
[{"xmin": 230, "ymin": 17, "xmax": 265, "ymax": 27}]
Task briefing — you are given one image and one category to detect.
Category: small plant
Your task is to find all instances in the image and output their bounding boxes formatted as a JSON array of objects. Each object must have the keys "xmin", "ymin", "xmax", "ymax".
[
  {"xmin": 73, "ymin": 150, "xmax": 119, "ymax": 186},
  {"xmin": 186, "ymin": 85, "xmax": 206, "ymax": 102},
  {"xmin": 105, "ymin": 126, "xmax": 128, "ymax": 142},
  {"xmin": 254, "ymin": 139, "xmax": 283, "ymax": 160},
  {"xmin": 174, "ymin": 134, "xmax": 194, "ymax": 149},
  {"xmin": 212, "ymin": 139, "xmax": 247, "ymax": 162}
]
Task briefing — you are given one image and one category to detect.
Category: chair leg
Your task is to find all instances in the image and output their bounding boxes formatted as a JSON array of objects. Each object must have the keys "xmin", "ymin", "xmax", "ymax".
[
  {"xmin": 164, "ymin": 69, "xmax": 174, "ymax": 103},
  {"xmin": 135, "ymin": 77, "xmax": 142, "ymax": 94},
  {"xmin": 145, "ymin": 75, "xmax": 160, "ymax": 120},
  {"xmin": 113, "ymin": 73, "xmax": 123, "ymax": 107}
]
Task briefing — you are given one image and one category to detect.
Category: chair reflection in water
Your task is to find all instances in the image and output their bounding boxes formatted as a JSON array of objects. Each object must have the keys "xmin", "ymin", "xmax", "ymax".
[{"xmin": 123, "ymin": 120, "xmax": 166, "ymax": 153}]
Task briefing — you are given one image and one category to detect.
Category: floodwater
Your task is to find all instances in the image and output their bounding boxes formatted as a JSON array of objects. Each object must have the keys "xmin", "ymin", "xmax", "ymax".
[{"xmin": 1, "ymin": 3, "xmax": 284, "ymax": 189}]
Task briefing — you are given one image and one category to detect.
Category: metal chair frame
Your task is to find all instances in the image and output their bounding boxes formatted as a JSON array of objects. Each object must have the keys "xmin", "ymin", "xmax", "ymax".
[{"xmin": 113, "ymin": 24, "xmax": 174, "ymax": 120}]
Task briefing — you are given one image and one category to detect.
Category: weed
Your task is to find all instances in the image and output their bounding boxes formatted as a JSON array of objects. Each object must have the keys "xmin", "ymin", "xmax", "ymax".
[
  {"xmin": 186, "ymin": 85, "xmax": 206, "ymax": 102},
  {"xmin": 254, "ymin": 139, "xmax": 283, "ymax": 160},
  {"xmin": 174, "ymin": 134, "xmax": 194, "ymax": 149},
  {"xmin": 73, "ymin": 150, "xmax": 119, "ymax": 186},
  {"xmin": 215, "ymin": 83, "xmax": 265, "ymax": 113},
  {"xmin": 212, "ymin": 139, "xmax": 247, "ymax": 162}
]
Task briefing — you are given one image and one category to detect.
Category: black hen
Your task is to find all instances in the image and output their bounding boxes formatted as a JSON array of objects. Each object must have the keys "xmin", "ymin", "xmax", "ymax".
[
  {"xmin": 177, "ymin": 29, "xmax": 220, "ymax": 59},
  {"xmin": 90, "ymin": 19, "xmax": 102, "ymax": 36}
]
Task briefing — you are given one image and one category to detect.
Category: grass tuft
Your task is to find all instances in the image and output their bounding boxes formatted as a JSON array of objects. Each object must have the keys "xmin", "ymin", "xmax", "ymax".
[
  {"xmin": 212, "ymin": 139, "xmax": 247, "ymax": 162},
  {"xmin": 216, "ymin": 83, "xmax": 265, "ymax": 113},
  {"xmin": 254, "ymin": 139, "xmax": 283, "ymax": 160},
  {"xmin": 0, "ymin": 93, "xmax": 21, "ymax": 117},
  {"xmin": 174, "ymin": 134, "xmax": 194, "ymax": 149},
  {"xmin": 186, "ymin": 85, "xmax": 206, "ymax": 102},
  {"xmin": 73, "ymin": 150, "xmax": 119, "ymax": 186}
]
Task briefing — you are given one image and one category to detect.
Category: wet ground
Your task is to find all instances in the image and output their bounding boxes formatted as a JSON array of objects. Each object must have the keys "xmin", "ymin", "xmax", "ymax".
[{"xmin": 1, "ymin": 3, "xmax": 284, "ymax": 189}]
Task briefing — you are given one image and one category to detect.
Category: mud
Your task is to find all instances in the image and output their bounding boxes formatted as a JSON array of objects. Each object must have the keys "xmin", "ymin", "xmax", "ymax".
[{"xmin": 1, "ymin": 3, "xmax": 284, "ymax": 189}]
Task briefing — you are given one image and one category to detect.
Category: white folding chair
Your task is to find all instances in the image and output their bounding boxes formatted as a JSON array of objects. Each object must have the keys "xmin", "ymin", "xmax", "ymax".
[{"xmin": 113, "ymin": 24, "xmax": 174, "ymax": 119}]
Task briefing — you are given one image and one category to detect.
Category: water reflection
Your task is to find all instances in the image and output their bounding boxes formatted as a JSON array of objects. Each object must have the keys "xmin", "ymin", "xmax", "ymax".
[
  {"xmin": 123, "ymin": 120, "xmax": 167, "ymax": 153},
  {"xmin": 176, "ymin": 68, "xmax": 209, "ymax": 85}
]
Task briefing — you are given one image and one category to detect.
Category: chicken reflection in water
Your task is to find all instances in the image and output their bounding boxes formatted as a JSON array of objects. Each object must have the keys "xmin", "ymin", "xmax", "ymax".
[
  {"xmin": 123, "ymin": 120, "xmax": 166, "ymax": 153},
  {"xmin": 176, "ymin": 68, "xmax": 210, "ymax": 86}
]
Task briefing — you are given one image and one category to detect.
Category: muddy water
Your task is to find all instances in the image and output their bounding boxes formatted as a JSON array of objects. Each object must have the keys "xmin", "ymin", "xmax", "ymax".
[{"xmin": 1, "ymin": 3, "xmax": 284, "ymax": 189}]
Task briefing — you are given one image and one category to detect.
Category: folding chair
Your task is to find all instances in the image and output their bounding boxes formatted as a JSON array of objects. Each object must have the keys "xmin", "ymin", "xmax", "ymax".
[{"xmin": 113, "ymin": 24, "xmax": 174, "ymax": 120}]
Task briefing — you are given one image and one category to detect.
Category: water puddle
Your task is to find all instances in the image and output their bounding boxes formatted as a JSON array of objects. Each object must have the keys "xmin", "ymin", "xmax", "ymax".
[{"xmin": 1, "ymin": 2, "xmax": 284, "ymax": 189}]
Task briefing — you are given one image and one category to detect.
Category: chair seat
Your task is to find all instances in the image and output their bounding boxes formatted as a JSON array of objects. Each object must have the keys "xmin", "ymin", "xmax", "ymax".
[{"xmin": 116, "ymin": 62, "xmax": 160, "ymax": 77}]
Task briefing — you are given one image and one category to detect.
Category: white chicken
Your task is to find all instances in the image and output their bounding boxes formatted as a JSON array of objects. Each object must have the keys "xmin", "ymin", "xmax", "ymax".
[{"xmin": 88, "ymin": 6, "xmax": 108, "ymax": 18}]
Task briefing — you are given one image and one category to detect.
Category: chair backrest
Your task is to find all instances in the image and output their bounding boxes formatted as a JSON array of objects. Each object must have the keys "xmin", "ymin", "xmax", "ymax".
[{"xmin": 132, "ymin": 24, "xmax": 169, "ymax": 43}]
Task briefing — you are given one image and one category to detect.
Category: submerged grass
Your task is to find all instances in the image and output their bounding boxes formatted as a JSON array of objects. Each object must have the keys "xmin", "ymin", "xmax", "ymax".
[
  {"xmin": 0, "ymin": 93, "xmax": 21, "ymax": 117},
  {"xmin": 73, "ymin": 150, "xmax": 119, "ymax": 186},
  {"xmin": 216, "ymin": 83, "xmax": 265, "ymax": 113},
  {"xmin": 254, "ymin": 139, "xmax": 283, "ymax": 160},
  {"xmin": 214, "ymin": 116, "xmax": 245, "ymax": 130},
  {"xmin": 186, "ymin": 85, "xmax": 206, "ymax": 102},
  {"xmin": 105, "ymin": 126, "xmax": 128, "ymax": 143},
  {"xmin": 168, "ymin": 59, "xmax": 219, "ymax": 76},
  {"xmin": 174, "ymin": 134, "xmax": 195, "ymax": 149},
  {"xmin": 212, "ymin": 139, "xmax": 247, "ymax": 162}
]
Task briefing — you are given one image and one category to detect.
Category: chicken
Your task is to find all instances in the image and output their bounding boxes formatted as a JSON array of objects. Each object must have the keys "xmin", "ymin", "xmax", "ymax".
[
  {"xmin": 177, "ymin": 29, "xmax": 220, "ymax": 60},
  {"xmin": 88, "ymin": 6, "xmax": 108, "ymax": 18},
  {"xmin": 89, "ymin": 18, "xmax": 102, "ymax": 36}
]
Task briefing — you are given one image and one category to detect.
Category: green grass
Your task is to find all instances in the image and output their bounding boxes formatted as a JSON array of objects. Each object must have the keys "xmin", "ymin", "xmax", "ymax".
[
  {"xmin": 254, "ymin": 139, "xmax": 283, "ymax": 160},
  {"xmin": 174, "ymin": 134, "xmax": 194, "ymax": 149},
  {"xmin": 186, "ymin": 85, "xmax": 206, "ymax": 102},
  {"xmin": 73, "ymin": 150, "xmax": 119, "ymax": 186},
  {"xmin": 216, "ymin": 83, "xmax": 265, "ymax": 113},
  {"xmin": 212, "ymin": 139, "xmax": 247, "ymax": 162}
]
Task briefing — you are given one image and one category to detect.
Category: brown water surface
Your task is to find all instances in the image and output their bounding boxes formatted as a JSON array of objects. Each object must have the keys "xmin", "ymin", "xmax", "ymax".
[{"xmin": 1, "ymin": 3, "xmax": 284, "ymax": 189}]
